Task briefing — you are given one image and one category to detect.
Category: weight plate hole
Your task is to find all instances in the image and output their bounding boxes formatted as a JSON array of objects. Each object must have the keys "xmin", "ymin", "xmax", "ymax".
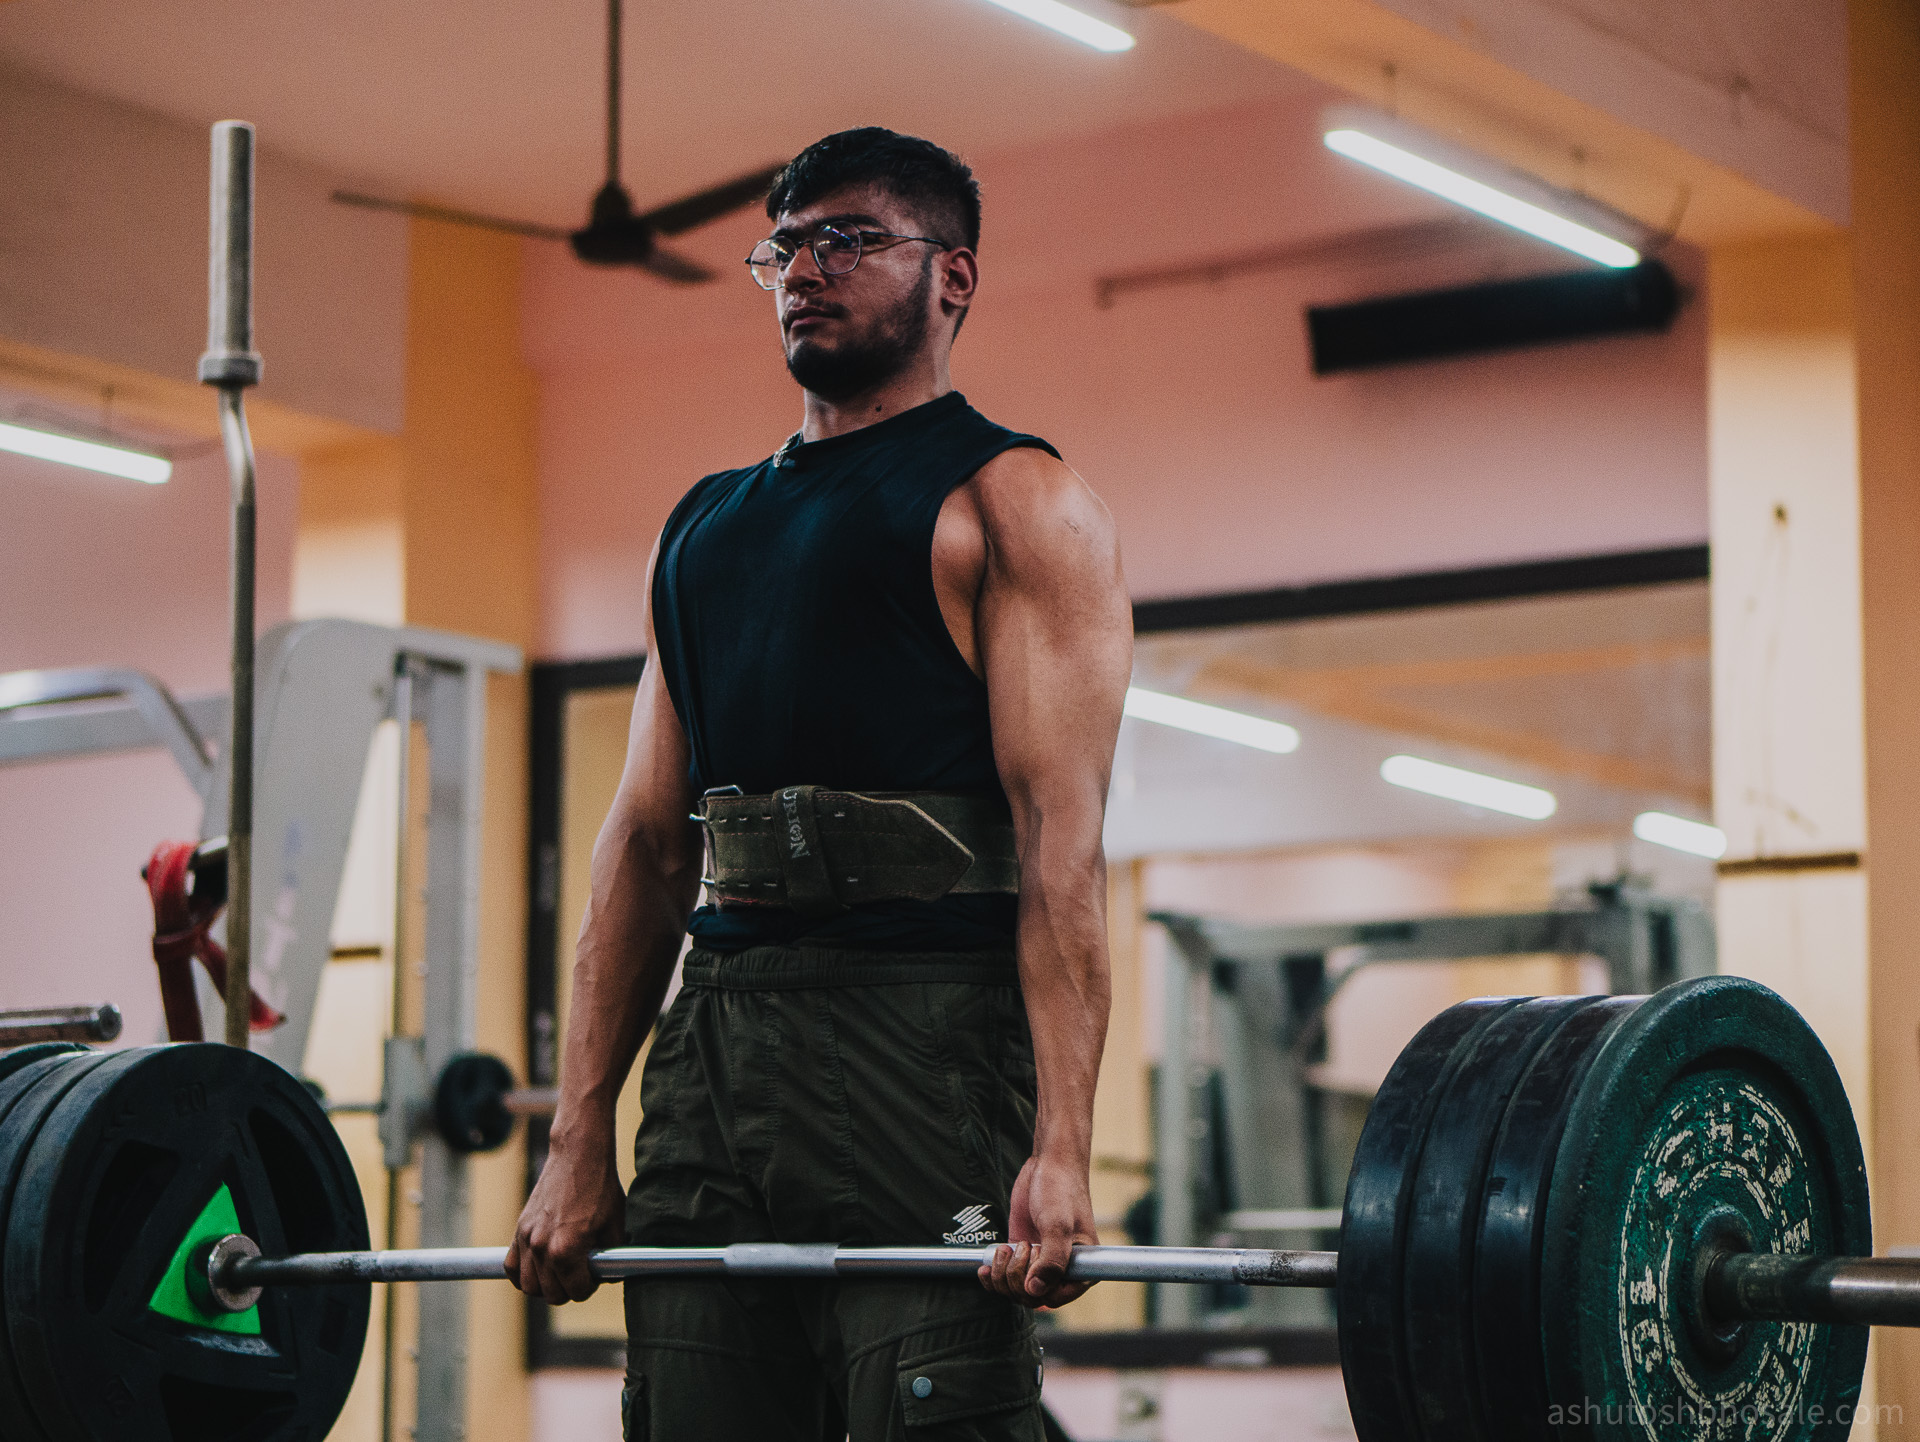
[{"xmin": 83, "ymin": 1141, "xmax": 179, "ymax": 1312}]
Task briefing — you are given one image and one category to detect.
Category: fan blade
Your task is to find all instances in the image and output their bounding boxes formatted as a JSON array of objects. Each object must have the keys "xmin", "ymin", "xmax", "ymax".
[
  {"xmin": 638, "ymin": 164, "xmax": 786, "ymax": 237},
  {"xmin": 638, "ymin": 246, "xmax": 718, "ymax": 284},
  {"xmin": 331, "ymin": 191, "xmax": 573, "ymax": 242}
]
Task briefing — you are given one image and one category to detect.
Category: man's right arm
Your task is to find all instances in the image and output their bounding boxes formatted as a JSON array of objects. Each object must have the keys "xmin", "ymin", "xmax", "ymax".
[{"xmin": 506, "ymin": 543, "xmax": 702, "ymax": 1303}]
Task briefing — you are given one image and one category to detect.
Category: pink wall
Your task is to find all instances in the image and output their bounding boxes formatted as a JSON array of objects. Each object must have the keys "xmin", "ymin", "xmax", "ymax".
[
  {"xmin": 0, "ymin": 72, "xmax": 388, "ymax": 1039},
  {"xmin": 0, "ymin": 424, "xmax": 296, "ymax": 1039},
  {"xmin": 528, "ymin": 93, "xmax": 1707, "ymax": 660}
]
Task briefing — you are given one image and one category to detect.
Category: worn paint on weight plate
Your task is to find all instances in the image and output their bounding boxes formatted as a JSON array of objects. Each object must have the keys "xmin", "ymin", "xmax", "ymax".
[{"xmin": 1617, "ymin": 1074, "xmax": 1816, "ymax": 1442}]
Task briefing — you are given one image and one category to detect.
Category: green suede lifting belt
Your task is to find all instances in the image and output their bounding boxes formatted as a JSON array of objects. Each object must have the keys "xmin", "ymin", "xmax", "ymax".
[{"xmin": 697, "ymin": 787, "xmax": 1020, "ymax": 919}]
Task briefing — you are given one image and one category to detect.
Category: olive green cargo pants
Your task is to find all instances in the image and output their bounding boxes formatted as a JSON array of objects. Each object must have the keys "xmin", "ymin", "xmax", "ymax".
[{"xmin": 623, "ymin": 945, "xmax": 1048, "ymax": 1441}]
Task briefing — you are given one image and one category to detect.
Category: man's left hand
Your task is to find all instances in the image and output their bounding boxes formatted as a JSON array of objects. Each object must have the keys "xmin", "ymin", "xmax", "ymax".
[{"xmin": 978, "ymin": 1152, "xmax": 1099, "ymax": 1309}]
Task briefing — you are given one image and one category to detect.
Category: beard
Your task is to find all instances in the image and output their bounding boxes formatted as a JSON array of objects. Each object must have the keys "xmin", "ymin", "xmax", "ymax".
[{"xmin": 784, "ymin": 261, "xmax": 933, "ymax": 403}]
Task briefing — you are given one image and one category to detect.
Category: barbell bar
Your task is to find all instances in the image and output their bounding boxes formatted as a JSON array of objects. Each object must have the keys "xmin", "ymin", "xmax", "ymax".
[
  {"xmin": 200, "ymin": 1235, "xmax": 1920, "ymax": 1327},
  {"xmin": 0, "ymin": 1003, "xmax": 122, "ymax": 1047},
  {"xmin": 201, "ymin": 1237, "xmax": 1340, "ymax": 1313}
]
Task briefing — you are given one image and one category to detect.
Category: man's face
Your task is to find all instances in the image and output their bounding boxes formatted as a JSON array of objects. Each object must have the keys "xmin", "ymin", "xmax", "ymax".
[{"xmin": 766, "ymin": 185, "xmax": 956, "ymax": 402}]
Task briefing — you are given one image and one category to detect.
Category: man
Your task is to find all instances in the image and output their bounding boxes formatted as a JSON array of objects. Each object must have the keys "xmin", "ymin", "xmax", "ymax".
[{"xmin": 507, "ymin": 127, "xmax": 1132, "ymax": 1440}]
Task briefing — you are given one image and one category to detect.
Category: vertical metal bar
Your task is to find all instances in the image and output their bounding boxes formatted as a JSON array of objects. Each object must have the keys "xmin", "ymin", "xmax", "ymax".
[
  {"xmin": 413, "ymin": 663, "xmax": 487, "ymax": 1442},
  {"xmin": 383, "ymin": 665, "xmax": 414, "ymax": 1442},
  {"xmin": 1156, "ymin": 927, "xmax": 1201, "ymax": 1326},
  {"xmin": 198, "ymin": 120, "xmax": 264, "ymax": 1050},
  {"xmin": 217, "ymin": 389, "xmax": 255, "ymax": 1052},
  {"xmin": 605, "ymin": 0, "xmax": 621, "ymax": 185}
]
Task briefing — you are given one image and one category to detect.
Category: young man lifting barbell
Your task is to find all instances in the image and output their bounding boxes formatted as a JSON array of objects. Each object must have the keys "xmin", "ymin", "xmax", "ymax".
[{"xmin": 506, "ymin": 127, "xmax": 1133, "ymax": 1440}]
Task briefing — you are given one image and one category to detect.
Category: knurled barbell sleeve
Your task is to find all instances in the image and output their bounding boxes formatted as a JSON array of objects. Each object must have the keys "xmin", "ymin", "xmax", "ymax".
[{"xmin": 1708, "ymin": 1252, "xmax": 1920, "ymax": 1329}]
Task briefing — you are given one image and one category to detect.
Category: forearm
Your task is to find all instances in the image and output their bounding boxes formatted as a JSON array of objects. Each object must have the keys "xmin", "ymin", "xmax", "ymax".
[
  {"xmin": 1014, "ymin": 839, "xmax": 1111, "ymax": 1166},
  {"xmin": 549, "ymin": 819, "xmax": 699, "ymax": 1155}
]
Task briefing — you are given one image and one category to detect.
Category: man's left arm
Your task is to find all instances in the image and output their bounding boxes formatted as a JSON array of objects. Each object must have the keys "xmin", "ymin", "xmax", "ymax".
[{"xmin": 970, "ymin": 447, "xmax": 1132, "ymax": 1308}]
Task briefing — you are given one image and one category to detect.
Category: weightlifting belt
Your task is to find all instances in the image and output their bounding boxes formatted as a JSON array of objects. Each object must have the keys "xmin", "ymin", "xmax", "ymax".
[{"xmin": 697, "ymin": 786, "xmax": 1019, "ymax": 918}]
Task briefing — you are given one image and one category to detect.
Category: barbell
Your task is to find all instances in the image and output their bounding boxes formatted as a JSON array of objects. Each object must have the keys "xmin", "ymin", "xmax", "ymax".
[{"xmin": 0, "ymin": 975, "xmax": 1908, "ymax": 1442}]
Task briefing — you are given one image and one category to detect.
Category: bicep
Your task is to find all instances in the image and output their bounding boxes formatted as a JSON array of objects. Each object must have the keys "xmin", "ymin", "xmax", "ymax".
[{"xmin": 977, "ymin": 462, "xmax": 1131, "ymax": 822}]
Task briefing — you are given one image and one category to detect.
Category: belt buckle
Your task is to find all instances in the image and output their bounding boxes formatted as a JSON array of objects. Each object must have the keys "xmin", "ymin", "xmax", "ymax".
[{"xmin": 692, "ymin": 785, "xmax": 744, "ymax": 891}]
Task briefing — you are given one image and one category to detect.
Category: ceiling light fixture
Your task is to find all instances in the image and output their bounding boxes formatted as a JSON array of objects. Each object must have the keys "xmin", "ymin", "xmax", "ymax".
[
  {"xmin": 977, "ymin": 0, "xmax": 1135, "ymax": 52},
  {"xmin": 0, "ymin": 420, "xmax": 171, "ymax": 484},
  {"xmin": 1123, "ymin": 688, "xmax": 1299, "ymax": 753},
  {"xmin": 1380, "ymin": 753, "xmax": 1557, "ymax": 820},
  {"xmin": 1323, "ymin": 126, "xmax": 1641, "ymax": 269},
  {"xmin": 1633, "ymin": 810, "xmax": 1727, "ymax": 860}
]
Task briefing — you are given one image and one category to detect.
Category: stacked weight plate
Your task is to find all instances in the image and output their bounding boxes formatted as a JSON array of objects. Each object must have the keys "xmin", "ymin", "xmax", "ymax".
[
  {"xmin": 1540, "ymin": 977, "xmax": 1869, "ymax": 1442},
  {"xmin": 0, "ymin": 1042, "xmax": 370, "ymax": 1442},
  {"xmin": 1339, "ymin": 976, "xmax": 1870, "ymax": 1442}
]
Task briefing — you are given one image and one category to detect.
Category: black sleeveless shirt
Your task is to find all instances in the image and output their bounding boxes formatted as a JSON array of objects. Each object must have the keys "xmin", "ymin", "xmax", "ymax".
[{"xmin": 650, "ymin": 391, "xmax": 1057, "ymax": 951}]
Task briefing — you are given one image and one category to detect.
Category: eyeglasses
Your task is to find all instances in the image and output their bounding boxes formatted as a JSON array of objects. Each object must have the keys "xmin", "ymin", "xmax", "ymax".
[{"xmin": 745, "ymin": 224, "xmax": 950, "ymax": 290}]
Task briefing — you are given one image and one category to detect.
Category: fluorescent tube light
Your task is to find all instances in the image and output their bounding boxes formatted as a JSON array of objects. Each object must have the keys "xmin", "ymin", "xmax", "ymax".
[
  {"xmin": 977, "ymin": 0, "xmax": 1135, "ymax": 51},
  {"xmin": 1324, "ymin": 129, "xmax": 1640, "ymax": 269},
  {"xmin": 1124, "ymin": 687, "xmax": 1299, "ymax": 753},
  {"xmin": 1380, "ymin": 754, "xmax": 1557, "ymax": 820},
  {"xmin": 0, "ymin": 421, "xmax": 171, "ymax": 484},
  {"xmin": 1633, "ymin": 811, "xmax": 1727, "ymax": 860}
]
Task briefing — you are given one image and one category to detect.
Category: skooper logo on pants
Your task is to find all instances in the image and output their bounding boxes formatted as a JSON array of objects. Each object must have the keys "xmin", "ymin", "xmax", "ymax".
[{"xmin": 944, "ymin": 1204, "xmax": 999, "ymax": 1244}]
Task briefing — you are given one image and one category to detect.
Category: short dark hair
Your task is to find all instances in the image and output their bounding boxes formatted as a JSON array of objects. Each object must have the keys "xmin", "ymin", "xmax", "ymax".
[{"xmin": 766, "ymin": 128, "xmax": 981, "ymax": 253}]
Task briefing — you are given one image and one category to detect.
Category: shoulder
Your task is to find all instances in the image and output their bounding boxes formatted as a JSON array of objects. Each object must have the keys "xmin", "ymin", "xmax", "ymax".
[
  {"xmin": 966, "ymin": 445, "xmax": 1118, "ymax": 571},
  {"xmin": 661, "ymin": 463, "xmax": 757, "ymax": 541},
  {"xmin": 682, "ymin": 462, "xmax": 759, "ymax": 508}
]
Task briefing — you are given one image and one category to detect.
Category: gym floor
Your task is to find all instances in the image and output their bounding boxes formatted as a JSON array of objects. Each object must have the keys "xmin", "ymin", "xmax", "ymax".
[{"xmin": 4, "ymin": 3, "xmax": 1919, "ymax": 1441}]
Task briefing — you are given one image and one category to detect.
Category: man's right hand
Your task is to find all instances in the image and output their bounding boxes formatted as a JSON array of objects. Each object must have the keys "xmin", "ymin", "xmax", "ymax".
[{"xmin": 505, "ymin": 1142, "xmax": 626, "ymax": 1304}]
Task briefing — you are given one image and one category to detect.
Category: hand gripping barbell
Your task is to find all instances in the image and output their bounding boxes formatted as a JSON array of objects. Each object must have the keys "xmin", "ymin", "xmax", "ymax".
[{"xmin": 0, "ymin": 977, "xmax": 1906, "ymax": 1442}]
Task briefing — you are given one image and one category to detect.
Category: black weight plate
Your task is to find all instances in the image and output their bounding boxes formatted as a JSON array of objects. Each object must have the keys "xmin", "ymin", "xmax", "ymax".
[
  {"xmin": 1473, "ymin": 994, "xmax": 1642, "ymax": 1442},
  {"xmin": 5, "ymin": 1043, "xmax": 372, "ymax": 1442},
  {"xmin": 1542, "ymin": 976, "xmax": 1871, "ymax": 1442},
  {"xmin": 0, "ymin": 1045, "xmax": 85, "ymax": 1083},
  {"xmin": 0, "ymin": 1050, "xmax": 119, "ymax": 1442},
  {"xmin": 435, "ymin": 1051, "xmax": 515, "ymax": 1154},
  {"xmin": 1401, "ymin": 994, "xmax": 1597, "ymax": 1442},
  {"xmin": 1339, "ymin": 995, "xmax": 1521, "ymax": 1442}
]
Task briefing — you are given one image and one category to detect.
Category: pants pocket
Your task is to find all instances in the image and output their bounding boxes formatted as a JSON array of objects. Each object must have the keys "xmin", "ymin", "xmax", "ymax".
[
  {"xmin": 927, "ymin": 996, "xmax": 995, "ymax": 1188},
  {"xmin": 897, "ymin": 1330, "xmax": 1044, "ymax": 1433}
]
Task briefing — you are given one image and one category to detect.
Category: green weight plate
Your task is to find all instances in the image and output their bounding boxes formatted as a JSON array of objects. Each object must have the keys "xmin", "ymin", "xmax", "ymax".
[
  {"xmin": 0, "ymin": 1050, "xmax": 118, "ymax": 1442},
  {"xmin": 1339, "ymin": 995, "xmax": 1521, "ymax": 1442},
  {"xmin": 1473, "ymin": 995, "xmax": 1642, "ymax": 1442},
  {"xmin": 4, "ymin": 1044, "xmax": 372, "ymax": 1442},
  {"xmin": 1401, "ymin": 994, "xmax": 1598, "ymax": 1442},
  {"xmin": 1542, "ymin": 976, "xmax": 1871, "ymax": 1442}
]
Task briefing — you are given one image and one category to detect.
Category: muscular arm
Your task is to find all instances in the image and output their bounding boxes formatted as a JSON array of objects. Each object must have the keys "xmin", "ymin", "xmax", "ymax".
[
  {"xmin": 507, "ymin": 542, "xmax": 703, "ymax": 1303},
  {"xmin": 965, "ymin": 448, "xmax": 1132, "ymax": 1307}
]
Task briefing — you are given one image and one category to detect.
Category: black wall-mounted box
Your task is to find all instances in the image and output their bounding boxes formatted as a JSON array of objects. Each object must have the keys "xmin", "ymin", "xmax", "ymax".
[{"xmin": 1306, "ymin": 260, "xmax": 1680, "ymax": 375}]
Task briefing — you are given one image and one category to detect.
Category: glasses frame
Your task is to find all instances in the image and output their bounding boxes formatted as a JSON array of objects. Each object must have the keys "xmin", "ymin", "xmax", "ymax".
[{"xmin": 745, "ymin": 224, "xmax": 951, "ymax": 290}]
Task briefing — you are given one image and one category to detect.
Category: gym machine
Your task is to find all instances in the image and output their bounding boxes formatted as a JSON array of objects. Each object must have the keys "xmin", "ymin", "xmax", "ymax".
[
  {"xmin": 0, "ymin": 618, "xmax": 523, "ymax": 1442},
  {"xmin": 1148, "ymin": 886, "xmax": 1714, "ymax": 1327}
]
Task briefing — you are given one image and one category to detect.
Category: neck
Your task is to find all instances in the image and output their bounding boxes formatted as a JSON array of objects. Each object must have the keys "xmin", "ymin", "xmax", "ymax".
[{"xmin": 799, "ymin": 348, "xmax": 951, "ymax": 442}]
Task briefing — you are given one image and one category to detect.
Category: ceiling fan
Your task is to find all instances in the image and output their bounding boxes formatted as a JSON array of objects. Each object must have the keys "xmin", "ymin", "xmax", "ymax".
[{"xmin": 333, "ymin": 0, "xmax": 781, "ymax": 282}]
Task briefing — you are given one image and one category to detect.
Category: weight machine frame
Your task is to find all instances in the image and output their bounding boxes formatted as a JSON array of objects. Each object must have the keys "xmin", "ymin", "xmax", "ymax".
[
  {"xmin": 1150, "ymin": 887, "xmax": 1716, "ymax": 1328},
  {"xmin": 0, "ymin": 617, "xmax": 521, "ymax": 1442}
]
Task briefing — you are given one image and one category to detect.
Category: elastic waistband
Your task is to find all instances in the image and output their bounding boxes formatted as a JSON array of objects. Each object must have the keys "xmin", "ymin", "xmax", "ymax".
[{"xmin": 682, "ymin": 945, "xmax": 1019, "ymax": 991}]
